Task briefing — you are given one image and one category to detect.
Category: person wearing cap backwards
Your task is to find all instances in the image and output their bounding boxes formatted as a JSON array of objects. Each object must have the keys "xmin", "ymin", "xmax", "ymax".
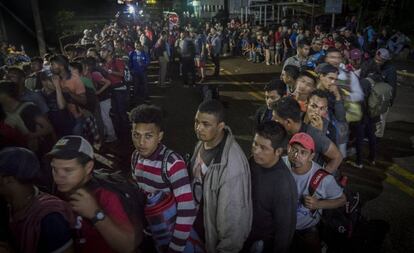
[
  {"xmin": 0, "ymin": 147, "xmax": 75, "ymax": 253},
  {"xmin": 241, "ymin": 121, "xmax": 297, "ymax": 253},
  {"xmin": 47, "ymin": 136, "xmax": 137, "ymax": 253},
  {"xmin": 292, "ymin": 70, "xmax": 318, "ymax": 112},
  {"xmin": 282, "ymin": 38, "xmax": 311, "ymax": 71},
  {"xmin": 282, "ymin": 133, "xmax": 346, "ymax": 253},
  {"xmin": 272, "ymin": 96, "xmax": 343, "ymax": 174},
  {"xmin": 254, "ymin": 79, "xmax": 287, "ymax": 127},
  {"xmin": 360, "ymin": 48, "xmax": 397, "ymax": 138}
]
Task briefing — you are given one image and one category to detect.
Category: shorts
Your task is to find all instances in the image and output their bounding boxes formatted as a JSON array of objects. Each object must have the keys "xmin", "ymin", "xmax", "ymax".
[{"xmin": 195, "ymin": 55, "xmax": 206, "ymax": 68}]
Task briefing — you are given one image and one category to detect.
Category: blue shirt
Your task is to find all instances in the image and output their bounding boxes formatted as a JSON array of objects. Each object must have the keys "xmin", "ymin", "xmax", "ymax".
[{"xmin": 128, "ymin": 50, "xmax": 150, "ymax": 74}]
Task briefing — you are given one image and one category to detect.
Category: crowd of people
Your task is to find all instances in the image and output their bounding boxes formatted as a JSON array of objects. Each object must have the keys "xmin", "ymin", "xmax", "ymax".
[{"xmin": 0, "ymin": 12, "xmax": 402, "ymax": 253}]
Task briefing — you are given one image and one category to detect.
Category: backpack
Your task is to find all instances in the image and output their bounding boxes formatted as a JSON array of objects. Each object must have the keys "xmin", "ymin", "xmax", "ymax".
[
  {"xmin": 366, "ymin": 77, "xmax": 393, "ymax": 118},
  {"xmin": 88, "ymin": 168, "xmax": 144, "ymax": 244},
  {"xmin": 308, "ymin": 169, "xmax": 362, "ymax": 238}
]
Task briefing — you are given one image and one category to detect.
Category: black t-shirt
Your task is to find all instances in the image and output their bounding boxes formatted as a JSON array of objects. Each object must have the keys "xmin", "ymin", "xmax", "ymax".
[
  {"xmin": 299, "ymin": 123, "xmax": 331, "ymax": 166},
  {"xmin": 247, "ymin": 158, "xmax": 297, "ymax": 252}
]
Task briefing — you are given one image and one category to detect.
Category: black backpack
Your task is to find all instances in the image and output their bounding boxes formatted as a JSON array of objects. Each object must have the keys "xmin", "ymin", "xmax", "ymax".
[
  {"xmin": 308, "ymin": 169, "xmax": 362, "ymax": 238},
  {"xmin": 87, "ymin": 169, "xmax": 145, "ymax": 247}
]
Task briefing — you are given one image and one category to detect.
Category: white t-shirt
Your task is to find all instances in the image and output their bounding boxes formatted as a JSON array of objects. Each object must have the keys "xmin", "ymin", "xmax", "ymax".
[{"xmin": 282, "ymin": 156, "xmax": 343, "ymax": 230}]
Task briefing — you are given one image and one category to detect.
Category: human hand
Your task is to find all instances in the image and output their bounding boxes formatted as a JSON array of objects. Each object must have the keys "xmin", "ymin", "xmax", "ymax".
[
  {"xmin": 329, "ymin": 84, "xmax": 341, "ymax": 100},
  {"xmin": 69, "ymin": 188, "xmax": 100, "ymax": 219},
  {"xmin": 304, "ymin": 195, "xmax": 320, "ymax": 210},
  {"xmin": 310, "ymin": 114, "xmax": 324, "ymax": 130}
]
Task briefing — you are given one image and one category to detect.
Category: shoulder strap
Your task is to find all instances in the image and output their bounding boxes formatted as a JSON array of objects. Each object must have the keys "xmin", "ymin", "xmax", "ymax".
[
  {"xmin": 366, "ymin": 77, "xmax": 375, "ymax": 88},
  {"xmin": 308, "ymin": 169, "xmax": 331, "ymax": 196},
  {"xmin": 161, "ymin": 149, "xmax": 174, "ymax": 186}
]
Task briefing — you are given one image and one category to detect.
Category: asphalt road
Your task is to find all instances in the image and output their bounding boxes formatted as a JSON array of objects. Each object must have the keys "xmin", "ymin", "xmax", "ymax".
[{"xmin": 110, "ymin": 56, "xmax": 414, "ymax": 252}]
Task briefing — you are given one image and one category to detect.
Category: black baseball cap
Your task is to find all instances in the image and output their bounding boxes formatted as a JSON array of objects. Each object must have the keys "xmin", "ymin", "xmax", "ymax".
[
  {"xmin": 47, "ymin": 135, "xmax": 94, "ymax": 160},
  {"xmin": 0, "ymin": 147, "xmax": 40, "ymax": 182}
]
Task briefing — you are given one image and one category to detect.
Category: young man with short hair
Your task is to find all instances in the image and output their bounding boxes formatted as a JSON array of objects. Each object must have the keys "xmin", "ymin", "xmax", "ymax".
[
  {"xmin": 242, "ymin": 121, "xmax": 297, "ymax": 253},
  {"xmin": 129, "ymin": 104, "xmax": 199, "ymax": 252},
  {"xmin": 281, "ymin": 64, "xmax": 300, "ymax": 95},
  {"xmin": 47, "ymin": 135, "xmax": 139, "ymax": 253},
  {"xmin": 282, "ymin": 133, "xmax": 346, "ymax": 253},
  {"xmin": 282, "ymin": 38, "xmax": 311, "ymax": 71},
  {"xmin": 191, "ymin": 99, "xmax": 252, "ymax": 252},
  {"xmin": 255, "ymin": 79, "xmax": 287, "ymax": 126},
  {"xmin": 0, "ymin": 147, "xmax": 75, "ymax": 253},
  {"xmin": 272, "ymin": 96, "xmax": 343, "ymax": 173},
  {"xmin": 293, "ymin": 70, "xmax": 317, "ymax": 112}
]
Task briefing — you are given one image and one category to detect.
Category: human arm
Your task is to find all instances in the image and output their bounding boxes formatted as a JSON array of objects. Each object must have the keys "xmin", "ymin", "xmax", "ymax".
[
  {"xmin": 215, "ymin": 153, "xmax": 252, "ymax": 253},
  {"xmin": 166, "ymin": 159, "xmax": 197, "ymax": 253},
  {"xmin": 52, "ymin": 75, "xmax": 66, "ymax": 110},
  {"xmin": 70, "ymin": 188, "xmax": 136, "ymax": 253},
  {"xmin": 323, "ymin": 142, "xmax": 343, "ymax": 174},
  {"xmin": 95, "ymin": 74, "xmax": 112, "ymax": 96},
  {"xmin": 304, "ymin": 193, "xmax": 346, "ymax": 210},
  {"xmin": 38, "ymin": 213, "xmax": 75, "ymax": 253},
  {"xmin": 272, "ymin": 176, "xmax": 297, "ymax": 253}
]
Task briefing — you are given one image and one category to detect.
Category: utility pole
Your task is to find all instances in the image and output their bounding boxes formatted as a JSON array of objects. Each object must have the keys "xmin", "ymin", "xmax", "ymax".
[
  {"xmin": 0, "ymin": 8, "xmax": 7, "ymax": 41},
  {"xmin": 31, "ymin": 0, "xmax": 46, "ymax": 55}
]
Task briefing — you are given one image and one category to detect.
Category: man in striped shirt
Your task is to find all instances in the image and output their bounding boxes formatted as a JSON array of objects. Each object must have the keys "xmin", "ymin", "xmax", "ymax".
[{"xmin": 129, "ymin": 104, "xmax": 199, "ymax": 253}]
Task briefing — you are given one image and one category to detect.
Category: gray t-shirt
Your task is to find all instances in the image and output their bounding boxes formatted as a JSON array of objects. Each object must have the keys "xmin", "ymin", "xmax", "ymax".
[
  {"xmin": 299, "ymin": 123, "xmax": 332, "ymax": 166},
  {"xmin": 282, "ymin": 156, "xmax": 343, "ymax": 230}
]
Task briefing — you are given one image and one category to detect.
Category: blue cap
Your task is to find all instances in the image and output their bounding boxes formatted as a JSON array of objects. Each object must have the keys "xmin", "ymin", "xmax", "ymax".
[{"xmin": 0, "ymin": 147, "xmax": 40, "ymax": 182}]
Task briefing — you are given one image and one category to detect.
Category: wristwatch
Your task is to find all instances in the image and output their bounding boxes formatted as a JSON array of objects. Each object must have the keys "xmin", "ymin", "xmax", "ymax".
[{"xmin": 90, "ymin": 210, "xmax": 105, "ymax": 225}]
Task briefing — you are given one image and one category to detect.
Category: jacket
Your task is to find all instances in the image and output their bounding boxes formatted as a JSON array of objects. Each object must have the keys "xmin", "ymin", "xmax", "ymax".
[{"xmin": 191, "ymin": 127, "xmax": 252, "ymax": 253}]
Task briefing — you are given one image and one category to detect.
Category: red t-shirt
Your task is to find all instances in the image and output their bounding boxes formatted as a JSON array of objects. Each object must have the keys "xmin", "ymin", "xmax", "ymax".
[
  {"xmin": 104, "ymin": 59, "xmax": 125, "ymax": 86},
  {"xmin": 75, "ymin": 187, "xmax": 133, "ymax": 253}
]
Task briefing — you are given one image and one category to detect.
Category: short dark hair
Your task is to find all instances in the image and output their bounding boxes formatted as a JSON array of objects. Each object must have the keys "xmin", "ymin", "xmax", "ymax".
[
  {"xmin": 264, "ymin": 79, "xmax": 287, "ymax": 97},
  {"xmin": 283, "ymin": 65, "xmax": 300, "ymax": 80},
  {"xmin": 31, "ymin": 57, "xmax": 43, "ymax": 65},
  {"xmin": 326, "ymin": 47, "xmax": 342, "ymax": 56},
  {"xmin": 298, "ymin": 70, "xmax": 317, "ymax": 86},
  {"xmin": 197, "ymin": 99, "xmax": 225, "ymax": 123},
  {"xmin": 69, "ymin": 61, "xmax": 83, "ymax": 73},
  {"xmin": 308, "ymin": 89, "xmax": 329, "ymax": 102},
  {"xmin": 50, "ymin": 54, "xmax": 70, "ymax": 71},
  {"xmin": 129, "ymin": 104, "xmax": 164, "ymax": 131},
  {"xmin": 255, "ymin": 121, "xmax": 288, "ymax": 149},
  {"xmin": 316, "ymin": 63, "xmax": 338, "ymax": 75},
  {"xmin": 298, "ymin": 38, "xmax": 311, "ymax": 48},
  {"xmin": 0, "ymin": 80, "xmax": 18, "ymax": 99},
  {"xmin": 272, "ymin": 96, "xmax": 302, "ymax": 123},
  {"xmin": 7, "ymin": 67, "xmax": 26, "ymax": 79}
]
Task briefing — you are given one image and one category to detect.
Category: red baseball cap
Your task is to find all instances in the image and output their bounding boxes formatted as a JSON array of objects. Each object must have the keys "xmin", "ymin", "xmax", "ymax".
[{"xmin": 289, "ymin": 133, "xmax": 315, "ymax": 152}]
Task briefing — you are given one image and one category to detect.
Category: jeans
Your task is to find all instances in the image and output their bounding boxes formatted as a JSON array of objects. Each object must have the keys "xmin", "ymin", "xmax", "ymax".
[
  {"xmin": 355, "ymin": 117, "xmax": 377, "ymax": 164},
  {"xmin": 158, "ymin": 56, "xmax": 168, "ymax": 85},
  {"xmin": 99, "ymin": 98, "xmax": 117, "ymax": 141},
  {"xmin": 182, "ymin": 57, "xmax": 196, "ymax": 85},
  {"xmin": 111, "ymin": 89, "xmax": 129, "ymax": 141},
  {"xmin": 132, "ymin": 71, "xmax": 148, "ymax": 103},
  {"xmin": 211, "ymin": 54, "xmax": 220, "ymax": 76}
]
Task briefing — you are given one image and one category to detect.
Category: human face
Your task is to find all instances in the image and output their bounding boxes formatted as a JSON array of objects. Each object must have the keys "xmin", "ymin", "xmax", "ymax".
[
  {"xmin": 319, "ymin": 72, "xmax": 338, "ymax": 90},
  {"xmin": 194, "ymin": 111, "xmax": 224, "ymax": 144},
  {"xmin": 51, "ymin": 158, "xmax": 93, "ymax": 193},
  {"xmin": 252, "ymin": 134, "xmax": 281, "ymax": 168},
  {"xmin": 50, "ymin": 62, "xmax": 62, "ymax": 75},
  {"xmin": 299, "ymin": 45, "xmax": 311, "ymax": 58},
  {"xmin": 307, "ymin": 95, "xmax": 328, "ymax": 118},
  {"xmin": 312, "ymin": 41, "xmax": 322, "ymax": 52},
  {"xmin": 325, "ymin": 52, "xmax": 343, "ymax": 68},
  {"xmin": 131, "ymin": 123, "xmax": 163, "ymax": 158},
  {"xmin": 287, "ymin": 143, "xmax": 314, "ymax": 169},
  {"xmin": 265, "ymin": 90, "xmax": 281, "ymax": 109},
  {"xmin": 295, "ymin": 76, "xmax": 315, "ymax": 101},
  {"xmin": 31, "ymin": 62, "xmax": 42, "ymax": 73}
]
